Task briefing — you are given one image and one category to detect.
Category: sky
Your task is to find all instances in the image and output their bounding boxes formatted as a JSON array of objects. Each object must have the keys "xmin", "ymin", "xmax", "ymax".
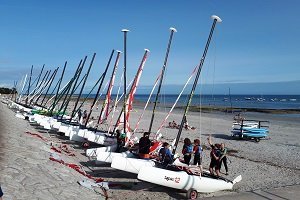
[{"xmin": 0, "ymin": 0, "xmax": 299, "ymax": 94}]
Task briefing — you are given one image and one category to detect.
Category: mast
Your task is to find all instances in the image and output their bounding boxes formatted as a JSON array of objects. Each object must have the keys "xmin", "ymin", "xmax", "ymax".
[
  {"xmin": 40, "ymin": 67, "xmax": 59, "ymax": 106},
  {"xmin": 36, "ymin": 64, "xmax": 45, "ymax": 88},
  {"xmin": 97, "ymin": 50, "xmax": 121, "ymax": 125},
  {"xmin": 58, "ymin": 58, "xmax": 86, "ymax": 118},
  {"xmin": 114, "ymin": 49, "xmax": 150, "ymax": 133},
  {"xmin": 85, "ymin": 49, "xmax": 115, "ymax": 127},
  {"xmin": 27, "ymin": 70, "xmax": 49, "ymax": 104},
  {"xmin": 69, "ymin": 53, "xmax": 96, "ymax": 123},
  {"xmin": 122, "ymin": 29, "xmax": 129, "ymax": 134},
  {"xmin": 172, "ymin": 15, "xmax": 222, "ymax": 155},
  {"xmin": 30, "ymin": 66, "xmax": 46, "ymax": 101},
  {"xmin": 49, "ymin": 61, "xmax": 67, "ymax": 114},
  {"xmin": 35, "ymin": 69, "xmax": 56, "ymax": 105},
  {"xmin": 148, "ymin": 27, "xmax": 177, "ymax": 133},
  {"xmin": 18, "ymin": 74, "xmax": 28, "ymax": 102},
  {"xmin": 34, "ymin": 69, "xmax": 52, "ymax": 104},
  {"xmin": 25, "ymin": 65, "xmax": 33, "ymax": 105}
]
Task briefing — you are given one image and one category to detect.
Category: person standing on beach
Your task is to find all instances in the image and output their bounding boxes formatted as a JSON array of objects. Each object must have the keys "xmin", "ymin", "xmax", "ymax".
[
  {"xmin": 182, "ymin": 138, "xmax": 193, "ymax": 165},
  {"xmin": 193, "ymin": 139, "xmax": 203, "ymax": 174},
  {"xmin": 207, "ymin": 135, "xmax": 221, "ymax": 177},
  {"xmin": 138, "ymin": 132, "xmax": 151, "ymax": 159},
  {"xmin": 82, "ymin": 110, "xmax": 87, "ymax": 124},
  {"xmin": 219, "ymin": 143, "xmax": 229, "ymax": 175},
  {"xmin": 77, "ymin": 109, "xmax": 82, "ymax": 123}
]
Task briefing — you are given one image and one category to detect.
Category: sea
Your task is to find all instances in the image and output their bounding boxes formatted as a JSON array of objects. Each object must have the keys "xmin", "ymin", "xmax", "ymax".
[{"xmin": 86, "ymin": 94, "xmax": 300, "ymax": 110}]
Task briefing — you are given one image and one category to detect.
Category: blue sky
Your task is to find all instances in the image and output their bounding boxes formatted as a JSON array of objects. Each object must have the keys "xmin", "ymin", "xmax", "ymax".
[{"xmin": 0, "ymin": 0, "xmax": 299, "ymax": 94}]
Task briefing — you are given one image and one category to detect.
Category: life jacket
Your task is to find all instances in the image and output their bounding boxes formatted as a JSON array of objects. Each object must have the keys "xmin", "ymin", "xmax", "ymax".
[
  {"xmin": 183, "ymin": 144, "xmax": 193, "ymax": 155},
  {"xmin": 195, "ymin": 145, "xmax": 202, "ymax": 155}
]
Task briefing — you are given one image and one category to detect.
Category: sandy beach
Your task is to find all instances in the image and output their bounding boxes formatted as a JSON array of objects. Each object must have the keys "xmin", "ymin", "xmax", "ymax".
[{"xmin": 0, "ymin": 96, "xmax": 300, "ymax": 199}]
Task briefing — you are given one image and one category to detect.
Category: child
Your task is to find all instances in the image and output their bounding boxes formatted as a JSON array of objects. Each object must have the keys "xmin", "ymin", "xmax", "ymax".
[
  {"xmin": 158, "ymin": 142, "xmax": 173, "ymax": 167},
  {"xmin": 182, "ymin": 138, "xmax": 193, "ymax": 165},
  {"xmin": 207, "ymin": 135, "xmax": 221, "ymax": 177},
  {"xmin": 193, "ymin": 139, "xmax": 203, "ymax": 174}
]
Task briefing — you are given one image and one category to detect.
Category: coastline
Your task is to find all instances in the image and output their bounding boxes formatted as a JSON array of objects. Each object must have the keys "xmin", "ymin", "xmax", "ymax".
[{"xmin": 0, "ymin": 97, "xmax": 300, "ymax": 199}]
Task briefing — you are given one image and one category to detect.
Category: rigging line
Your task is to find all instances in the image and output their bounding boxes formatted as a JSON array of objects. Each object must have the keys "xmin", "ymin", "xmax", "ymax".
[
  {"xmin": 172, "ymin": 15, "xmax": 222, "ymax": 155},
  {"xmin": 48, "ymin": 61, "xmax": 67, "ymax": 113},
  {"xmin": 45, "ymin": 80, "xmax": 71, "ymax": 106},
  {"xmin": 85, "ymin": 49, "xmax": 115, "ymax": 127},
  {"xmin": 69, "ymin": 53, "xmax": 96, "ymax": 123},
  {"xmin": 75, "ymin": 72, "xmax": 105, "ymax": 115},
  {"xmin": 208, "ymin": 29, "xmax": 218, "ymax": 133},
  {"xmin": 92, "ymin": 80, "xmax": 109, "ymax": 110},
  {"xmin": 148, "ymin": 27, "xmax": 177, "ymax": 134},
  {"xmin": 58, "ymin": 57, "xmax": 86, "ymax": 118},
  {"xmin": 133, "ymin": 72, "xmax": 162, "ymax": 134},
  {"xmin": 155, "ymin": 65, "xmax": 198, "ymax": 139},
  {"xmin": 105, "ymin": 76, "xmax": 134, "ymax": 132}
]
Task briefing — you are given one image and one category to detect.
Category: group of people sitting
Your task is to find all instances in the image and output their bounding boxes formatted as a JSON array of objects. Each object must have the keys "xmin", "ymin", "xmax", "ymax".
[
  {"xmin": 133, "ymin": 131, "xmax": 229, "ymax": 177},
  {"xmin": 168, "ymin": 117, "xmax": 196, "ymax": 130}
]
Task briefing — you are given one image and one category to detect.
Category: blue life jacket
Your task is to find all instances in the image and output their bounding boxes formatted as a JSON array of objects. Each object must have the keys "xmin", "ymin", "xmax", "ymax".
[
  {"xmin": 186, "ymin": 144, "xmax": 193, "ymax": 153},
  {"xmin": 195, "ymin": 145, "xmax": 202, "ymax": 155}
]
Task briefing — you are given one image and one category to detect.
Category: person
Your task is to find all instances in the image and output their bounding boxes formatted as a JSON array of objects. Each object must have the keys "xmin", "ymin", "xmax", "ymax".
[
  {"xmin": 219, "ymin": 143, "xmax": 229, "ymax": 175},
  {"xmin": 182, "ymin": 138, "xmax": 193, "ymax": 165},
  {"xmin": 0, "ymin": 184, "xmax": 3, "ymax": 200},
  {"xmin": 183, "ymin": 115, "xmax": 188, "ymax": 127},
  {"xmin": 86, "ymin": 116, "xmax": 95, "ymax": 128},
  {"xmin": 77, "ymin": 109, "xmax": 82, "ymax": 122},
  {"xmin": 158, "ymin": 142, "xmax": 173, "ymax": 167},
  {"xmin": 193, "ymin": 139, "xmax": 203, "ymax": 174},
  {"xmin": 207, "ymin": 135, "xmax": 221, "ymax": 177},
  {"xmin": 172, "ymin": 120, "xmax": 178, "ymax": 128},
  {"xmin": 82, "ymin": 110, "xmax": 87, "ymax": 124},
  {"xmin": 234, "ymin": 113, "xmax": 244, "ymax": 122},
  {"xmin": 116, "ymin": 129, "xmax": 125, "ymax": 153},
  {"xmin": 138, "ymin": 132, "xmax": 151, "ymax": 159}
]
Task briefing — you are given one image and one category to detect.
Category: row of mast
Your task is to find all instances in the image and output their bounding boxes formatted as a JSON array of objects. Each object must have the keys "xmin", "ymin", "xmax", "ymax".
[{"xmin": 12, "ymin": 15, "xmax": 222, "ymax": 155}]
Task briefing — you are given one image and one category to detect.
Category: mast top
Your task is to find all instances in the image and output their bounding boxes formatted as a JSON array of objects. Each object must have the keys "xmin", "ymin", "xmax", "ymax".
[
  {"xmin": 144, "ymin": 48, "xmax": 150, "ymax": 52},
  {"xmin": 116, "ymin": 50, "xmax": 122, "ymax": 53},
  {"xmin": 170, "ymin": 27, "xmax": 177, "ymax": 32},
  {"xmin": 121, "ymin": 29, "xmax": 130, "ymax": 32},
  {"xmin": 211, "ymin": 15, "xmax": 222, "ymax": 23}
]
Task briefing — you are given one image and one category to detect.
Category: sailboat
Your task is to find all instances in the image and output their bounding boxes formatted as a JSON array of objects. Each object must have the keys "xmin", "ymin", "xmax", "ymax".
[
  {"xmin": 87, "ymin": 48, "xmax": 150, "ymax": 162},
  {"xmin": 112, "ymin": 15, "xmax": 242, "ymax": 199}
]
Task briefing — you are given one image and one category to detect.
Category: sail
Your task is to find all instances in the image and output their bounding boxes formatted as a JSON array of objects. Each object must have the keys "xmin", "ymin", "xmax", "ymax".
[
  {"xmin": 98, "ymin": 51, "xmax": 121, "ymax": 124},
  {"xmin": 133, "ymin": 72, "xmax": 161, "ymax": 133},
  {"xmin": 116, "ymin": 49, "xmax": 150, "ymax": 132}
]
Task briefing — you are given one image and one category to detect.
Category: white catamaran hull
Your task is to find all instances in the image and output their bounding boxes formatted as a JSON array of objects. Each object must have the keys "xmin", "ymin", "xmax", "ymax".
[
  {"xmin": 111, "ymin": 156, "xmax": 155, "ymax": 174},
  {"xmin": 96, "ymin": 151, "xmax": 135, "ymax": 164},
  {"xmin": 138, "ymin": 166, "xmax": 242, "ymax": 193},
  {"xmin": 86, "ymin": 144, "xmax": 118, "ymax": 157}
]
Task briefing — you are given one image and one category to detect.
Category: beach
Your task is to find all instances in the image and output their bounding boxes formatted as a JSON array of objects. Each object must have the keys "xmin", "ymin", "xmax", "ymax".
[{"xmin": 0, "ymin": 97, "xmax": 300, "ymax": 199}]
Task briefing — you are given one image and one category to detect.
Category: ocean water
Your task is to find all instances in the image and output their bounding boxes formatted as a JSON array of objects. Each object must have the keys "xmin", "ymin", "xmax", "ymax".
[{"xmin": 85, "ymin": 94, "xmax": 300, "ymax": 110}]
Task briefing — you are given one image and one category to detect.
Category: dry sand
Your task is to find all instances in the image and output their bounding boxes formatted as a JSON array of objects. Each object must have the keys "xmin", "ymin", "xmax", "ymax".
[{"xmin": 0, "ymin": 97, "xmax": 300, "ymax": 199}]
